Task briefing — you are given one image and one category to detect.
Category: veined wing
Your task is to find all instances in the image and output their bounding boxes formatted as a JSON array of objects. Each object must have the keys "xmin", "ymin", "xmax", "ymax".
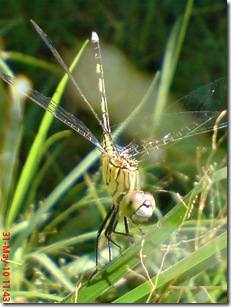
[
  {"xmin": 121, "ymin": 77, "xmax": 227, "ymax": 158},
  {"xmin": 0, "ymin": 72, "xmax": 105, "ymax": 153}
]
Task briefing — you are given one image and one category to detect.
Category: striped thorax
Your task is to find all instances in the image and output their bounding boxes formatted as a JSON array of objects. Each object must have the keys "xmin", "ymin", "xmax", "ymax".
[{"xmin": 102, "ymin": 133, "xmax": 155, "ymax": 224}]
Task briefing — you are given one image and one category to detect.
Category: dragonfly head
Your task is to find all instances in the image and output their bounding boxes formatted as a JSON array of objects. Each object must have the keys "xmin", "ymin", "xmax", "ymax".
[{"xmin": 120, "ymin": 191, "xmax": 155, "ymax": 224}]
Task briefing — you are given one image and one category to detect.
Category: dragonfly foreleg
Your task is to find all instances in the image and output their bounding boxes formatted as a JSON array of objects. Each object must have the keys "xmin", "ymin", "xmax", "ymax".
[
  {"xmin": 104, "ymin": 206, "xmax": 122, "ymax": 260},
  {"xmin": 89, "ymin": 204, "xmax": 114, "ymax": 280},
  {"xmin": 111, "ymin": 217, "xmax": 135, "ymax": 244}
]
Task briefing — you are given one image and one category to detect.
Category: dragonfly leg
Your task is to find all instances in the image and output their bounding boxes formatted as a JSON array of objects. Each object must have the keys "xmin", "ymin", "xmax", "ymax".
[
  {"xmin": 112, "ymin": 217, "xmax": 135, "ymax": 244},
  {"xmin": 104, "ymin": 206, "xmax": 122, "ymax": 257},
  {"xmin": 136, "ymin": 224, "xmax": 145, "ymax": 236},
  {"xmin": 88, "ymin": 204, "xmax": 115, "ymax": 284},
  {"xmin": 124, "ymin": 217, "xmax": 135, "ymax": 244}
]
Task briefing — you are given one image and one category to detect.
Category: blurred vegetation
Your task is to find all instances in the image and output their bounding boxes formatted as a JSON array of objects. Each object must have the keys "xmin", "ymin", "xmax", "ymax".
[
  {"xmin": 0, "ymin": 0, "xmax": 227, "ymax": 303},
  {"xmin": 0, "ymin": 1, "xmax": 226, "ymax": 84}
]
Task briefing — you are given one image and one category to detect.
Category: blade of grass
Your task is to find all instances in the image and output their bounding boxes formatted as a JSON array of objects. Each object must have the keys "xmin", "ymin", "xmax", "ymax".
[
  {"xmin": 6, "ymin": 39, "xmax": 89, "ymax": 227},
  {"xmin": 153, "ymin": 0, "xmax": 194, "ymax": 124},
  {"xmin": 113, "ymin": 231, "xmax": 227, "ymax": 303},
  {"xmin": 26, "ymin": 130, "xmax": 72, "ymax": 204},
  {"xmin": 8, "ymin": 291, "xmax": 63, "ymax": 303},
  {"xmin": 11, "ymin": 147, "xmax": 100, "ymax": 251},
  {"xmin": 1, "ymin": 50, "xmax": 59, "ymax": 73},
  {"xmin": 0, "ymin": 60, "xmax": 23, "ymax": 221},
  {"xmin": 31, "ymin": 252, "xmax": 76, "ymax": 292}
]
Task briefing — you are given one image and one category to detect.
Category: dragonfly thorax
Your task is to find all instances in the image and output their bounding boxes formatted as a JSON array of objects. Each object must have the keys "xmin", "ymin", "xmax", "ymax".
[{"xmin": 102, "ymin": 152, "xmax": 138, "ymax": 194}]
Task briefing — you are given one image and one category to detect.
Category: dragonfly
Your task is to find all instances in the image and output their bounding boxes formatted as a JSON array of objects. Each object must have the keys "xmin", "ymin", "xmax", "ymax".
[{"xmin": 0, "ymin": 21, "xmax": 227, "ymax": 279}]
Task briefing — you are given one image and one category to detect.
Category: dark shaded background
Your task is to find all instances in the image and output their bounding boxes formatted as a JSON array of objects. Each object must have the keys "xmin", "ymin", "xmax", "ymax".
[{"xmin": 1, "ymin": 1, "xmax": 226, "ymax": 85}]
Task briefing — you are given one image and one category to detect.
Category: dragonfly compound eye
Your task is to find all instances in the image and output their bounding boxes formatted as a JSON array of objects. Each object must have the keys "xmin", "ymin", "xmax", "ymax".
[{"xmin": 120, "ymin": 191, "xmax": 155, "ymax": 224}]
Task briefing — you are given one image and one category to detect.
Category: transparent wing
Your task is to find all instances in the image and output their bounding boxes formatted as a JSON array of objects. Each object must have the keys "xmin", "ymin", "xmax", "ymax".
[
  {"xmin": 0, "ymin": 72, "xmax": 105, "ymax": 153},
  {"xmin": 120, "ymin": 77, "xmax": 227, "ymax": 158}
]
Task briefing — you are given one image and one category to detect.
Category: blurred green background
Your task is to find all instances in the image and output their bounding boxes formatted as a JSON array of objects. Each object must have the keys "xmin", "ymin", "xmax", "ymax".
[{"xmin": 0, "ymin": 0, "xmax": 226, "ymax": 82}]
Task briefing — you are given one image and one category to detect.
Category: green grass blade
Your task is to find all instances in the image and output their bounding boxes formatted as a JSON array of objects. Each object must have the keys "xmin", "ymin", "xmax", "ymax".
[
  {"xmin": 6, "ymin": 39, "xmax": 89, "ymax": 227},
  {"xmin": 12, "ymin": 148, "xmax": 100, "ymax": 251},
  {"xmin": 113, "ymin": 232, "xmax": 227, "ymax": 303},
  {"xmin": 9, "ymin": 291, "xmax": 63, "ymax": 302},
  {"xmin": 31, "ymin": 252, "xmax": 75, "ymax": 292},
  {"xmin": 0, "ymin": 60, "xmax": 23, "ymax": 221},
  {"xmin": 153, "ymin": 0, "xmax": 194, "ymax": 124}
]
